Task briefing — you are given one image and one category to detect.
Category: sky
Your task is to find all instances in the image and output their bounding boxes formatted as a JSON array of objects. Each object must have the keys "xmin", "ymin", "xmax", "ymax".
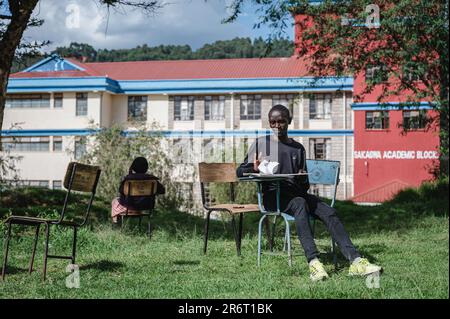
[{"xmin": 17, "ymin": 0, "xmax": 295, "ymax": 52}]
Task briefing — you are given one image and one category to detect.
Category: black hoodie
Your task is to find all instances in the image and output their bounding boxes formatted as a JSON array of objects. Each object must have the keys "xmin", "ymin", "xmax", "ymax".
[{"xmin": 236, "ymin": 135, "xmax": 310, "ymax": 202}]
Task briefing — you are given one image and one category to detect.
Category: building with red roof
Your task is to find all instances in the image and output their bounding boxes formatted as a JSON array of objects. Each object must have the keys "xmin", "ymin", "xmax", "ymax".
[{"xmin": 2, "ymin": 10, "xmax": 439, "ymax": 204}]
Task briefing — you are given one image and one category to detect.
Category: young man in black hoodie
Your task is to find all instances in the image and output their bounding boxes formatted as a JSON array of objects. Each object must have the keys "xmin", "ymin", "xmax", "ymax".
[{"xmin": 237, "ymin": 105, "xmax": 382, "ymax": 281}]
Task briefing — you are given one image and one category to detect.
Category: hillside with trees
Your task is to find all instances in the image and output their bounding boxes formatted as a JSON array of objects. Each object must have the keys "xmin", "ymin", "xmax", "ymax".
[{"xmin": 11, "ymin": 37, "xmax": 294, "ymax": 72}]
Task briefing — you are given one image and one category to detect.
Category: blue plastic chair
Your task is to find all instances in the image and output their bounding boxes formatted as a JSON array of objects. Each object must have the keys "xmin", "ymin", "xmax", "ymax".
[{"xmin": 256, "ymin": 159, "xmax": 340, "ymax": 267}]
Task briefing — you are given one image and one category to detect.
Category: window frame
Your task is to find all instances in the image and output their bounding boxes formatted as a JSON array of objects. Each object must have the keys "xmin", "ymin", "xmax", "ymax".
[
  {"xmin": 53, "ymin": 93, "xmax": 63, "ymax": 108},
  {"xmin": 128, "ymin": 95, "xmax": 148, "ymax": 122},
  {"xmin": 240, "ymin": 94, "xmax": 262, "ymax": 120},
  {"xmin": 403, "ymin": 109, "xmax": 428, "ymax": 130},
  {"xmin": 309, "ymin": 138, "xmax": 331, "ymax": 160},
  {"xmin": 75, "ymin": 93, "xmax": 88, "ymax": 116},
  {"xmin": 5, "ymin": 94, "xmax": 50, "ymax": 109},
  {"xmin": 309, "ymin": 94, "xmax": 332, "ymax": 120},
  {"xmin": 204, "ymin": 95, "xmax": 226, "ymax": 121},
  {"xmin": 174, "ymin": 96, "xmax": 195, "ymax": 121},
  {"xmin": 365, "ymin": 111, "xmax": 390, "ymax": 130}
]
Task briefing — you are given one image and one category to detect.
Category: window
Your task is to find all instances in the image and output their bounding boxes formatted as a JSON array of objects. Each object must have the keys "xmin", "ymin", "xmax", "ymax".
[
  {"xmin": 128, "ymin": 96, "xmax": 147, "ymax": 121},
  {"xmin": 366, "ymin": 65, "xmax": 389, "ymax": 82},
  {"xmin": 74, "ymin": 139, "xmax": 87, "ymax": 160},
  {"xmin": 366, "ymin": 111, "xmax": 390, "ymax": 129},
  {"xmin": 54, "ymin": 93, "xmax": 63, "ymax": 108},
  {"xmin": 240, "ymin": 95, "xmax": 261, "ymax": 120},
  {"xmin": 309, "ymin": 138, "xmax": 331, "ymax": 160},
  {"xmin": 204, "ymin": 96, "xmax": 225, "ymax": 120},
  {"xmin": 76, "ymin": 93, "xmax": 88, "ymax": 116},
  {"xmin": 272, "ymin": 94, "xmax": 296, "ymax": 116},
  {"xmin": 309, "ymin": 94, "xmax": 332, "ymax": 119},
  {"xmin": 53, "ymin": 180, "xmax": 62, "ymax": 190},
  {"xmin": 174, "ymin": 96, "xmax": 194, "ymax": 121},
  {"xmin": 53, "ymin": 136, "xmax": 63, "ymax": 151},
  {"xmin": 5, "ymin": 94, "xmax": 50, "ymax": 108},
  {"xmin": 1, "ymin": 136, "xmax": 50, "ymax": 152},
  {"xmin": 403, "ymin": 110, "xmax": 427, "ymax": 130}
]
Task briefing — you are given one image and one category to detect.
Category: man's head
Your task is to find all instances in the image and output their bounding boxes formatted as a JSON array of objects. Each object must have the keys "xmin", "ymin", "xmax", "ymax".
[{"xmin": 268, "ymin": 104, "xmax": 292, "ymax": 138}]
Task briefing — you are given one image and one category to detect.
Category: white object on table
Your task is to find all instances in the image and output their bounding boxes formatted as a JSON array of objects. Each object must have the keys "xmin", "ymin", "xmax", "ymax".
[{"xmin": 258, "ymin": 160, "xmax": 279, "ymax": 175}]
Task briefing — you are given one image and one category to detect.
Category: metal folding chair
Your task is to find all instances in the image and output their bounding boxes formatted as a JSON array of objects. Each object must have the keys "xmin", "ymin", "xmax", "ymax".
[
  {"xmin": 1, "ymin": 162, "xmax": 101, "ymax": 281},
  {"xmin": 118, "ymin": 179, "xmax": 158, "ymax": 238},
  {"xmin": 256, "ymin": 159, "xmax": 340, "ymax": 268},
  {"xmin": 199, "ymin": 163, "xmax": 260, "ymax": 256}
]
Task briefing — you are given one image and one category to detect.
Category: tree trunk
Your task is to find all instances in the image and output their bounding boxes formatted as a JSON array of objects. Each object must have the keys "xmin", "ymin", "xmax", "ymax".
[{"xmin": 0, "ymin": 0, "xmax": 39, "ymax": 151}]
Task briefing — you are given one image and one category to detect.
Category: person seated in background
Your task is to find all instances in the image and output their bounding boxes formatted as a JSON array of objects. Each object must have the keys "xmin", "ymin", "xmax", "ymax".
[
  {"xmin": 236, "ymin": 104, "xmax": 382, "ymax": 282},
  {"xmin": 111, "ymin": 157, "xmax": 165, "ymax": 223}
]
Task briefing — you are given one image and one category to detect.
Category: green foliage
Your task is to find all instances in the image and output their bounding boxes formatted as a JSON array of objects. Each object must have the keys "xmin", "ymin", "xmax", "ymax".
[
  {"xmin": 43, "ymin": 37, "xmax": 294, "ymax": 64},
  {"xmin": 79, "ymin": 123, "xmax": 180, "ymax": 209}
]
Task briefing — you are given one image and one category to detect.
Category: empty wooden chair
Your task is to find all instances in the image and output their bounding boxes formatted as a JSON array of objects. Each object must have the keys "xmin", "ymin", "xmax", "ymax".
[
  {"xmin": 1, "ymin": 162, "xmax": 101, "ymax": 281},
  {"xmin": 199, "ymin": 162, "xmax": 259, "ymax": 256}
]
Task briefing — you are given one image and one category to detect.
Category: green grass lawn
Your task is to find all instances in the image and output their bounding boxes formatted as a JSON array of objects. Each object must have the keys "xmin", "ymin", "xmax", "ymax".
[{"xmin": 0, "ymin": 180, "xmax": 448, "ymax": 299}]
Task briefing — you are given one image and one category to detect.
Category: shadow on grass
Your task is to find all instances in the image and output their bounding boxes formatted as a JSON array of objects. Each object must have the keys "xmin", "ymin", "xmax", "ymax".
[
  {"xmin": 2, "ymin": 180, "xmax": 448, "ymax": 242},
  {"xmin": 79, "ymin": 260, "xmax": 125, "ymax": 272},
  {"xmin": 1, "ymin": 265, "xmax": 28, "ymax": 275},
  {"xmin": 173, "ymin": 260, "xmax": 201, "ymax": 266}
]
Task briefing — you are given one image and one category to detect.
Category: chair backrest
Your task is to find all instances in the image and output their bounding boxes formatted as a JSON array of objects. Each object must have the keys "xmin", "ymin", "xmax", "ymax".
[
  {"xmin": 306, "ymin": 159, "xmax": 340, "ymax": 207},
  {"xmin": 123, "ymin": 179, "xmax": 157, "ymax": 197},
  {"xmin": 198, "ymin": 163, "xmax": 237, "ymax": 208},
  {"xmin": 60, "ymin": 162, "xmax": 101, "ymax": 226},
  {"xmin": 256, "ymin": 159, "xmax": 341, "ymax": 213},
  {"xmin": 198, "ymin": 163, "xmax": 237, "ymax": 183},
  {"xmin": 63, "ymin": 162, "xmax": 101, "ymax": 193},
  {"xmin": 306, "ymin": 160, "xmax": 340, "ymax": 186}
]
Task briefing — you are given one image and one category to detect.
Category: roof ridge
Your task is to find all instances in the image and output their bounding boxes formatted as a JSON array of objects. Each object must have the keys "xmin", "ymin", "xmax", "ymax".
[{"xmin": 85, "ymin": 56, "xmax": 299, "ymax": 65}]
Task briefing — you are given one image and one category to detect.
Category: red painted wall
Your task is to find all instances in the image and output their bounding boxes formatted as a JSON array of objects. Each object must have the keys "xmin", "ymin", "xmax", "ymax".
[
  {"xmin": 353, "ymin": 110, "xmax": 440, "ymax": 202},
  {"xmin": 292, "ymin": 13, "xmax": 440, "ymax": 202}
]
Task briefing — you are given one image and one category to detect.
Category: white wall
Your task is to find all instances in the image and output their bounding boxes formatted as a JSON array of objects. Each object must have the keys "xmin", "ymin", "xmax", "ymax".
[
  {"xmin": 101, "ymin": 93, "xmax": 113, "ymax": 128},
  {"xmin": 3, "ymin": 92, "xmax": 101, "ymax": 130},
  {"xmin": 239, "ymin": 120, "xmax": 262, "ymax": 130},
  {"xmin": 110, "ymin": 95, "xmax": 128, "ymax": 125},
  {"xmin": 309, "ymin": 119, "xmax": 332, "ymax": 130},
  {"xmin": 148, "ymin": 95, "xmax": 169, "ymax": 130},
  {"xmin": 204, "ymin": 121, "xmax": 226, "ymax": 130}
]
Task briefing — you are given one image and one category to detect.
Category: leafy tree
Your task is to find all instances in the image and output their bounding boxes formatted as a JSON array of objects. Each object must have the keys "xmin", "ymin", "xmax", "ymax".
[
  {"xmin": 0, "ymin": 0, "xmax": 165, "ymax": 151},
  {"xmin": 225, "ymin": 0, "xmax": 449, "ymax": 174},
  {"xmin": 80, "ymin": 123, "xmax": 181, "ymax": 209},
  {"xmin": 54, "ymin": 42, "xmax": 97, "ymax": 62}
]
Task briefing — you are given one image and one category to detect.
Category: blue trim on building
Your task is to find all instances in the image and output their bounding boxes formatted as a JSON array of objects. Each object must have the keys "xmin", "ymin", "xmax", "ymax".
[
  {"xmin": 0, "ymin": 129, "xmax": 100, "ymax": 137},
  {"xmin": 7, "ymin": 77, "xmax": 121, "ymax": 94},
  {"xmin": 118, "ymin": 77, "xmax": 353, "ymax": 94},
  {"xmin": 351, "ymin": 102, "xmax": 435, "ymax": 111},
  {"xmin": 1, "ymin": 129, "xmax": 353, "ymax": 138},
  {"xmin": 8, "ymin": 76, "xmax": 353, "ymax": 94}
]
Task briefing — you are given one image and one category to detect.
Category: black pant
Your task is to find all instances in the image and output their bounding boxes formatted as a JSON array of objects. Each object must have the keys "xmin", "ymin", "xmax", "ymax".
[{"xmin": 264, "ymin": 193, "xmax": 360, "ymax": 263}]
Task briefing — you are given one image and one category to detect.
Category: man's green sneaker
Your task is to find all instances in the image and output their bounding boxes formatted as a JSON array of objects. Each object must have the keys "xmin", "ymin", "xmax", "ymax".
[
  {"xmin": 309, "ymin": 259, "xmax": 329, "ymax": 282},
  {"xmin": 349, "ymin": 258, "xmax": 382, "ymax": 276}
]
